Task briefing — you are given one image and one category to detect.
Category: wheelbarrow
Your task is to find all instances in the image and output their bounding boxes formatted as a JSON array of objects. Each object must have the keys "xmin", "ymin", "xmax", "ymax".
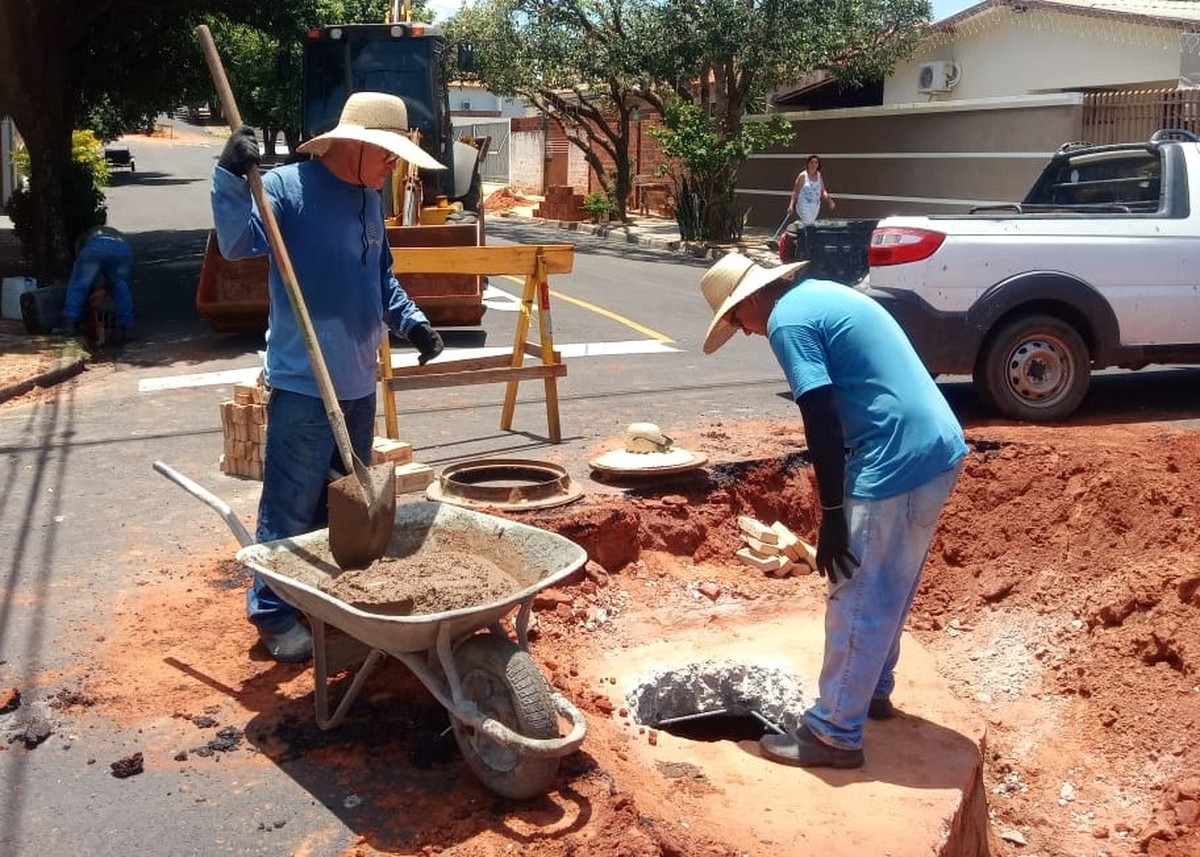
[{"xmin": 153, "ymin": 461, "xmax": 589, "ymax": 800}]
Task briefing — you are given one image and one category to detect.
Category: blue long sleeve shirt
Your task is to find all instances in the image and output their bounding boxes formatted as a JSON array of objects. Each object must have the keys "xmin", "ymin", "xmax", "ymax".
[{"xmin": 211, "ymin": 160, "xmax": 428, "ymax": 400}]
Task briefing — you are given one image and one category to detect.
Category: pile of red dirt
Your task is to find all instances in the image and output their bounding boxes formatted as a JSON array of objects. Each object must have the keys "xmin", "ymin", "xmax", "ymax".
[
  {"xmin": 483, "ymin": 186, "xmax": 536, "ymax": 212},
  {"xmin": 23, "ymin": 418, "xmax": 1200, "ymax": 855}
]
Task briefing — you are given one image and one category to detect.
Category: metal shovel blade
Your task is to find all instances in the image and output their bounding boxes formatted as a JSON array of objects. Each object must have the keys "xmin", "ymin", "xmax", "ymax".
[{"xmin": 328, "ymin": 462, "xmax": 397, "ymax": 569}]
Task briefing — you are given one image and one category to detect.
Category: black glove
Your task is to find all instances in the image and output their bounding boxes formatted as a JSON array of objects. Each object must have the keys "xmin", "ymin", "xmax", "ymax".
[
  {"xmin": 218, "ymin": 125, "xmax": 260, "ymax": 177},
  {"xmin": 407, "ymin": 322, "xmax": 444, "ymax": 365},
  {"xmin": 816, "ymin": 508, "xmax": 860, "ymax": 585}
]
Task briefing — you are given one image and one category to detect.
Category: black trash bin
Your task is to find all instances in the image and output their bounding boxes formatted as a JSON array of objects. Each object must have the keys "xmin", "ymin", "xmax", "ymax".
[
  {"xmin": 19, "ymin": 286, "xmax": 67, "ymax": 334},
  {"xmin": 781, "ymin": 220, "xmax": 877, "ymax": 285}
]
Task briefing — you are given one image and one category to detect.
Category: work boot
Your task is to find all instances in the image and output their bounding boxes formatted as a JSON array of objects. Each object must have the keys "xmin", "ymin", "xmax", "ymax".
[
  {"xmin": 258, "ymin": 620, "xmax": 312, "ymax": 663},
  {"xmin": 759, "ymin": 724, "xmax": 864, "ymax": 769},
  {"xmin": 868, "ymin": 696, "xmax": 896, "ymax": 720},
  {"xmin": 50, "ymin": 322, "xmax": 81, "ymax": 337}
]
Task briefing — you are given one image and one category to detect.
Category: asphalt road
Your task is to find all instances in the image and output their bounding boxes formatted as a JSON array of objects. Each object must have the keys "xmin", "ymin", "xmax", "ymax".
[{"xmin": 3, "ymin": 119, "xmax": 1200, "ymax": 855}]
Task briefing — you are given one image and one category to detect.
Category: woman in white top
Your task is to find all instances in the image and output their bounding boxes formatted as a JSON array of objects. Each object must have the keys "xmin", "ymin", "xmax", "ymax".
[{"xmin": 789, "ymin": 154, "xmax": 835, "ymax": 226}]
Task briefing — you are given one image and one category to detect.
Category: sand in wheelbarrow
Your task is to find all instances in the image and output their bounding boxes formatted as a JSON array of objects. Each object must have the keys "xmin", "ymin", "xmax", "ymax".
[{"xmin": 320, "ymin": 528, "xmax": 542, "ymax": 615}]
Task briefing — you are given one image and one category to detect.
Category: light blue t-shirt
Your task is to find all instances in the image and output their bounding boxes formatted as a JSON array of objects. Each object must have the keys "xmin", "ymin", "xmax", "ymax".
[
  {"xmin": 767, "ymin": 279, "xmax": 968, "ymax": 499},
  {"xmin": 211, "ymin": 160, "xmax": 428, "ymax": 400}
]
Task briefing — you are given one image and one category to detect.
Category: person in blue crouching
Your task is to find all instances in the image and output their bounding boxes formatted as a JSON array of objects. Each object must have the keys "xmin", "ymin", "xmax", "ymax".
[
  {"xmin": 54, "ymin": 225, "xmax": 135, "ymax": 342},
  {"xmin": 210, "ymin": 92, "xmax": 446, "ymax": 662},
  {"xmin": 699, "ymin": 252, "xmax": 968, "ymax": 768}
]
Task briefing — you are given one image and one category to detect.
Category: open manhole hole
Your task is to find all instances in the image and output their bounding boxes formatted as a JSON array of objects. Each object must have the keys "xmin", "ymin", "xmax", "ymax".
[
  {"xmin": 626, "ymin": 661, "xmax": 808, "ymax": 742},
  {"xmin": 426, "ymin": 458, "xmax": 583, "ymax": 511}
]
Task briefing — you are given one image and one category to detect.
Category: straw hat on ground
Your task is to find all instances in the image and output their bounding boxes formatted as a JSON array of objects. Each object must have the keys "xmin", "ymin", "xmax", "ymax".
[
  {"xmin": 297, "ymin": 92, "xmax": 446, "ymax": 172},
  {"xmin": 700, "ymin": 253, "xmax": 808, "ymax": 354},
  {"xmin": 589, "ymin": 423, "xmax": 708, "ymax": 475}
]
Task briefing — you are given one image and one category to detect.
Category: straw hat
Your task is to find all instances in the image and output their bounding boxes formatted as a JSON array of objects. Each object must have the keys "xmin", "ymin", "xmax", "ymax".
[
  {"xmin": 297, "ymin": 92, "xmax": 446, "ymax": 172},
  {"xmin": 589, "ymin": 423, "xmax": 708, "ymax": 475},
  {"xmin": 700, "ymin": 253, "xmax": 808, "ymax": 354}
]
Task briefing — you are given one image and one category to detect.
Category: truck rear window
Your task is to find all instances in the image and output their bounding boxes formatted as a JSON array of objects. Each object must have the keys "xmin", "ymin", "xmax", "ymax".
[{"xmin": 1023, "ymin": 150, "xmax": 1162, "ymax": 212}]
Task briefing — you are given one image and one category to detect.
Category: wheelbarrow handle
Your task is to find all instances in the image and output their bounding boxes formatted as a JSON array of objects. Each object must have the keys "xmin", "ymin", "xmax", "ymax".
[{"xmin": 152, "ymin": 460, "xmax": 254, "ymax": 548}]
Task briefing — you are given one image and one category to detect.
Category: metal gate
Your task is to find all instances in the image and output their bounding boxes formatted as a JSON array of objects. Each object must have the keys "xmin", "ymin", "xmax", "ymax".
[{"xmin": 456, "ymin": 120, "xmax": 510, "ymax": 182}]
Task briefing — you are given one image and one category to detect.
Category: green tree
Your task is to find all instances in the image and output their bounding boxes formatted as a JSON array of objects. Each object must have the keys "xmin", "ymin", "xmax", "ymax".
[
  {"xmin": 450, "ymin": 0, "xmax": 664, "ymax": 222},
  {"xmin": 0, "ymin": 0, "xmax": 264, "ymax": 280},
  {"xmin": 643, "ymin": 0, "xmax": 930, "ymax": 241},
  {"xmin": 451, "ymin": 0, "xmax": 930, "ymax": 241}
]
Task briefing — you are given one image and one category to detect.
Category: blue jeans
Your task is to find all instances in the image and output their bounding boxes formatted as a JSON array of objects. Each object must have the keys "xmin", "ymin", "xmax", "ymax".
[
  {"xmin": 249, "ymin": 388, "xmax": 377, "ymax": 633},
  {"xmin": 803, "ymin": 462, "xmax": 963, "ymax": 750},
  {"xmin": 63, "ymin": 235, "xmax": 134, "ymax": 328}
]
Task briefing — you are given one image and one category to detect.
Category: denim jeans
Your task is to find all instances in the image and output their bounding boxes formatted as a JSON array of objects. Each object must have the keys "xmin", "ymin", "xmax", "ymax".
[
  {"xmin": 63, "ymin": 236, "xmax": 134, "ymax": 328},
  {"xmin": 803, "ymin": 462, "xmax": 963, "ymax": 750},
  {"xmin": 249, "ymin": 388, "xmax": 377, "ymax": 632}
]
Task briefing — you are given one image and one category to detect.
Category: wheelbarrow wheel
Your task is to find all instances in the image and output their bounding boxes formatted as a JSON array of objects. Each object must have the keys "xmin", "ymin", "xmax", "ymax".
[{"xmin": 451, "ymin": 633, "xmax": 561, "ymax": 800}]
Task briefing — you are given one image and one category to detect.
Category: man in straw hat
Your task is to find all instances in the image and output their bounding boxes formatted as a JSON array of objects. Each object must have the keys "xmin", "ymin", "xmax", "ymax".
[
  {"xmin": 210, "ymin": 92, "xmax": 447, "ymax": 662},
  {"xmin": 699, "ymin": 252, "xmax": 968, "ymax": 768}
]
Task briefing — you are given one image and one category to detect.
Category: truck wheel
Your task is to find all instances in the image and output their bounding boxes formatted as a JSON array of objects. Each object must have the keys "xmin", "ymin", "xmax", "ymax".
[
  {"xmin": 974, "ymin": 314, "xmax": 1090, "ymax": 422},
  {"xmin": 451, "ymin": 633, "xmax": 561, "ymax": 800}
]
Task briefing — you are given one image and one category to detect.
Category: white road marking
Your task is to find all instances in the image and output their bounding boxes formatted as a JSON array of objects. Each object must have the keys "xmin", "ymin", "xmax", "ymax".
[{"xmin": 137, "ymin": 339, "xmax": 680, "ymax": 393}]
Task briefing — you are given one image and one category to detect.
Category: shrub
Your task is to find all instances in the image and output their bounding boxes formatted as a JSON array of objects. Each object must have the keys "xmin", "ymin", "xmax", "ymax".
[
  {"xmin": 6, "ymin": 130, "xmax": 110, "ymax": 262},
  {"xmin": 581, "ymin": 190, "xmax": 616, "ymax": 223}
]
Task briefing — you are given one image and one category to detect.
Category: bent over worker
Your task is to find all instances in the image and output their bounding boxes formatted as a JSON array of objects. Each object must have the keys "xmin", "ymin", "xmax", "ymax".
[
  {"xmin": 54, "ymin": 225, "xmax": 135, "ymax": 342},
  {"xmin": 698, "ymin": 253, "xmax": 968, "ymax": 768},
  {"xmin": 210, "ymin": 92, "xmax": 445, "ymax": 662}
]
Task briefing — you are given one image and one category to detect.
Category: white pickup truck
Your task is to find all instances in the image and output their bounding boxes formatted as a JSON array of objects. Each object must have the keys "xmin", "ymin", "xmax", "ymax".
[{"xmin": 863, "ymin": 129, "xmax": 1200, "ymax": 422}]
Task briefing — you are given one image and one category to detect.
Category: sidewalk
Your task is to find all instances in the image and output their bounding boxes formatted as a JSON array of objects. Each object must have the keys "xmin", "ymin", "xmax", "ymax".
[{"xmin": 481, "ymin": 182, "xmax": 781, "ymax": 266}]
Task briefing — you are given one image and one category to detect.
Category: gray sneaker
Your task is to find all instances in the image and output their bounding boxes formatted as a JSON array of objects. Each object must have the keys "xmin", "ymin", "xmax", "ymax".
[{"xmin": 259, "ymin": 621, "xmax": 312, "ymax": 663}]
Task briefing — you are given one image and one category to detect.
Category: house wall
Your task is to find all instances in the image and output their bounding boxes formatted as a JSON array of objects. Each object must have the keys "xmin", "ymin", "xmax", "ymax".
[
  {"xmin": 447, "ymin": 84, "xmax": 529, "ymax": 117},
  {"xmin": 738, "ymin": 94, "xmax": 1081, "ymax": 226},
  {"xmin": 888, "ymin": 8, "xmax": 1184, "ymax": 104},
  {"xmin": 509, "ymin": 116, "xmax": 544, "ymax": 194}
]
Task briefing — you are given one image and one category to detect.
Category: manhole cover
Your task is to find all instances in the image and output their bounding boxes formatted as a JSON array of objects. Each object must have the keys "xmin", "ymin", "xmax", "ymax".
[{"xmin": 426, "ymin": 458, "xmax": 584, "ymax": 511}]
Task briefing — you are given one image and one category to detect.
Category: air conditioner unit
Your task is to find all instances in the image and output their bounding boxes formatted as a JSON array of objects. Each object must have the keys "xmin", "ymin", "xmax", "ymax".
[{"xmin": 917, "ymin": 60, "xmax": 960, "ymax": 94}]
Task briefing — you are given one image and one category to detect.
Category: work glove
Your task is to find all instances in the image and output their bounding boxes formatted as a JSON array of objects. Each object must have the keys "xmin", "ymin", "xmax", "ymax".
[
  {"xmin": 815, "ymin": 508, "xmax": 860, "ymax": 585},
  {"xmin": 218, "ymin": 125, "xmax": 260, "ymax": 178},
  {"xmin": 407, "ymin": 322, "xmax": 444, "ymax": 365}
]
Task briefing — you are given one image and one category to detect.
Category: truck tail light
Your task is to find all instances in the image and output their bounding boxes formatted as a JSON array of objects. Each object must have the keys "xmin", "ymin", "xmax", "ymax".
[{"xmin": 868, "ymin": 227, "xmax": 946, "ymax": 267}]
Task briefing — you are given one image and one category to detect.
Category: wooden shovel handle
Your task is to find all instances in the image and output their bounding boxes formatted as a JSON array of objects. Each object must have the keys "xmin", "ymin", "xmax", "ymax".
[{"xmin": 195, "ymin": 24, "xmax": 360, "ymax": 484}]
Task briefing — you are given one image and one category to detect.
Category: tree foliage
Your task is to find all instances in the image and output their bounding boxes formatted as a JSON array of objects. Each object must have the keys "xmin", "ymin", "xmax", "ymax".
[
  {"xmin": 450, "ymin": 0, "xmax": 662, "ymax": 222},
  {"xmin": 452, "ymin": 0, "xmax": 930, "ymax": 241},
  {"xmin": 0, "ymin": 0, "xmax": 433, "ymax": 278},
  {"xmin": 0, "ymin": 0, "xmax": 263, "ymax": 278}
]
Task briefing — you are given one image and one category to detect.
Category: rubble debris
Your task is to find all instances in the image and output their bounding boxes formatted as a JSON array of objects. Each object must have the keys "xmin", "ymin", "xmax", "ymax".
[
  {"xmin": 111, "ymin": 752, "xmax": 144, "ymax": 778},
  {"xmin": 0, "ymin": 687, "xmax": 19, "ymax": 714}
]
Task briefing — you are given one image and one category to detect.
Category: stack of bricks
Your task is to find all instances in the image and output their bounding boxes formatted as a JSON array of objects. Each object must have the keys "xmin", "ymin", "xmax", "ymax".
[
  {"xmin": 219, "ymin": 379, "xmax": 267, "ymax": 480},
  {"xmin": 371, "ymin": 436, "xmax": 436, "ymax": 495},
  {"xmin": 533, "ymin": 185, "xmax": 585, "ymax": 222},
  {"xmin": 734, "ymin": 515, "xmax": 818, "ymax": 578}
]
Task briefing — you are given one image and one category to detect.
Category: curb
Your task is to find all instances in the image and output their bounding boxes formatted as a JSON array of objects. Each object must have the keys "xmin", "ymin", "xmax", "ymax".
[
  {"xmin": 491, "ymin": 212, "xmax": 778, "ymax": 263},
  {"xmin": 0, "ymin": 357, "xmax": 86, "ymax": 405}
]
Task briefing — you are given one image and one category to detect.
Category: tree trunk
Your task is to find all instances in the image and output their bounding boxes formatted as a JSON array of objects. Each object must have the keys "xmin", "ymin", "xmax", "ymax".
[{"xmin": 0, "ymin": 0, "xmax": 74, "ymax": 282}]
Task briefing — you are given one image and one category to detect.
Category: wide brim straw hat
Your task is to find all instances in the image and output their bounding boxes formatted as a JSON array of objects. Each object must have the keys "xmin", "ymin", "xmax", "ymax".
[
  {"xmin": 589, "ymin": 423, "xmax": 708, "ymax": 475},
  {"xmin": 700, "ymin": 253, "xmax": 808, "ymax": 354},
  {"xmin": 297, "ymin": 91, "xmax": 446, "ymax": 172}
]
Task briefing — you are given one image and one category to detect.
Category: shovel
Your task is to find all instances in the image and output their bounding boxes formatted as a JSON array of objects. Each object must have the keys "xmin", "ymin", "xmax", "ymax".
[{"xmin": 197, "ymin": 25, "xmax": 395, "ymax": 569}]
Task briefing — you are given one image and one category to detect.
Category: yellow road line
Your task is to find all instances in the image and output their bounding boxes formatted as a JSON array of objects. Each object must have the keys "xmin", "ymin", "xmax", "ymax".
[{"xmin": 498, "ymin": 274, "xmax": 674, "ymax": 343}]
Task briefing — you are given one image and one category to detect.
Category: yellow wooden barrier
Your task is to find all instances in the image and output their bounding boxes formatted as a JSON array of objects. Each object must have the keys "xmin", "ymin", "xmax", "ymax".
[{"xmin": 381, "ymin": 244, "xmax": 575, "ymax": 443}]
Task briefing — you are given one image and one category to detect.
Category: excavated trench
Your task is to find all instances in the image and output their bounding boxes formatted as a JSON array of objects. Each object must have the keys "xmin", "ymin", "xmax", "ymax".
[{"xmin": 515, "ymin": 427, "xmax": 1200, "ymax": 856}]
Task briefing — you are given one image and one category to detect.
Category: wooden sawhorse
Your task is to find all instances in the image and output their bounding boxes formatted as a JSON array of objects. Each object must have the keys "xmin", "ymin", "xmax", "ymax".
[{"xmin": 380, "ymin": 244, "xmax": 575, "ymax": 443}]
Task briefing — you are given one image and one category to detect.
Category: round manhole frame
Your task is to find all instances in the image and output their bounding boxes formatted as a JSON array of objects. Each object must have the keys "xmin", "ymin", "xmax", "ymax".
[{"xmin": 426, "ymin": 458, "xmax": 584, "ymax": 511}]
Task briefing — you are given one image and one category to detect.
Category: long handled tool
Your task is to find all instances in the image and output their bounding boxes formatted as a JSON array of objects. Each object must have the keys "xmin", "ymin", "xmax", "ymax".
[{"xmin": 196, "ymin": 24, "xmax": 395, "ymax": 569}]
